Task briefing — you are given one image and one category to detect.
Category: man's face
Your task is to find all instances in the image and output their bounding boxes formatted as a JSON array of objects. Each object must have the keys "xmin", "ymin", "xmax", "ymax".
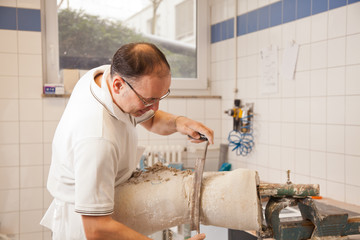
[{"xmin": 111, "ymin": 72, "xmax": 171, "ymax": 117}]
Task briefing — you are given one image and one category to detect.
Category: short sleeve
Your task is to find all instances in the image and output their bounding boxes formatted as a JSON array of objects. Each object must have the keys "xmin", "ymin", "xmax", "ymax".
[{"xmin": 73, "ymin": 138, "xmax": 118, "ymax": 216}]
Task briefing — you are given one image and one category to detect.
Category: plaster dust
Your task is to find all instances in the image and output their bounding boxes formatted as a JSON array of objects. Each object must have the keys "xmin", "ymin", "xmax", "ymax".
[{"xmin": 112, "ymin": 163, "xmax": 261, "ymax": 235}]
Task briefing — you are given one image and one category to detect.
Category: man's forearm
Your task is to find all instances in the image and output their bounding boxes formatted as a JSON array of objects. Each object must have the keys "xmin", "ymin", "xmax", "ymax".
[
  {"xmin": 82, "ymin": 215, "xmax": 151, "ymax": 240},
  {"xmin": 141, "ymin": 110, "xmax": 178, "ymax": 135}
]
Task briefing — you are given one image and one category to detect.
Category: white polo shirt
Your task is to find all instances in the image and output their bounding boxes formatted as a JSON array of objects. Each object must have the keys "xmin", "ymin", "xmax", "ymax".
[{"xmin": 41, "ymin": 65, "xmax": 153, "ymax": 237}]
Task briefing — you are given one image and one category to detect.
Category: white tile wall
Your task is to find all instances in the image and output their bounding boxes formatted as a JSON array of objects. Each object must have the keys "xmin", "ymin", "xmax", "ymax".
[{"xmin": 210, "ymin": 1, "xmax": 360, "ymax": 206}]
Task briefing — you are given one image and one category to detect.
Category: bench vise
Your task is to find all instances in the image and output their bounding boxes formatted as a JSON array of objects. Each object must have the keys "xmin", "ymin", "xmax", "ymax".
[{"xmin": 256, "ymin": 182, "xmax": 360, "ymax": 240}]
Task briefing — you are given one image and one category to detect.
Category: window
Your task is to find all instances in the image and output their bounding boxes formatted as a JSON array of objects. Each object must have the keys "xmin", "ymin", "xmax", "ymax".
[{"xmin": 42, "ymin": 0, "xmax": 208, "ymax": 90}]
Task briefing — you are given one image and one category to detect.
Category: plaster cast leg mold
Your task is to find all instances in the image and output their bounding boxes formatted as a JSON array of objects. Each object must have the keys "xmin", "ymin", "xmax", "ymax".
[{"xmin": 112, "ymin": 164, "xmax": 261, "ymax": 235}]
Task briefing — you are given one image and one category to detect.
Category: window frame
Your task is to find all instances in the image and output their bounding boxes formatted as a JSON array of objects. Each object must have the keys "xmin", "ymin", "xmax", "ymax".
[{"xmin": 41, "ymin": 0, "xmax": 209, "ymax": 90}]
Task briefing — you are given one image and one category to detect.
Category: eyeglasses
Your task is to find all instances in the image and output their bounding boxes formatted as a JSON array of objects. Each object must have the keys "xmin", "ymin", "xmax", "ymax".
[{"xmin": 121, "ymin": 77, "xmax": 170, "ymax": 107}]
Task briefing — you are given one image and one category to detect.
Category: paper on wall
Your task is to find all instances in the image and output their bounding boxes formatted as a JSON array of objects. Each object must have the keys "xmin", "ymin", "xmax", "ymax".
[
  {"xmin": 281, "ymin": 41, "xmax": 299, "ymax": 81},
  {"xmin": 260, "ymin": 45, "xmax": 278, "ymax": 95}
]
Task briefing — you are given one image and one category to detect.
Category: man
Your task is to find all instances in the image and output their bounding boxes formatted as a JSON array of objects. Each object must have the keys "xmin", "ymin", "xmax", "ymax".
[{"xmin": 41, "ymin": 42, "xmax": 213, "ymax": 240}]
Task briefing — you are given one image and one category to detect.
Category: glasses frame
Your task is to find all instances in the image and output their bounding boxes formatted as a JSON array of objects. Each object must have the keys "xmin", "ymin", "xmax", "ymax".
[{"xmin": 121, "ymin": 77, "xmax": 170, "ymax": 107}]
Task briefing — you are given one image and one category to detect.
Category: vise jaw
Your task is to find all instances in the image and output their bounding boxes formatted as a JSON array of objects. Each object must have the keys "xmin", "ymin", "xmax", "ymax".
[{"xmin": 257, "ymin": 183, "xmax": 360, "ymax": 240}]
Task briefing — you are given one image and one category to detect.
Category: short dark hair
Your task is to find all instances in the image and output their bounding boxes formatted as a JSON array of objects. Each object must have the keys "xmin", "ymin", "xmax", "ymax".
[{"xmin": 110, "ymin": 42, "xmax": 170, "ymax": 83}]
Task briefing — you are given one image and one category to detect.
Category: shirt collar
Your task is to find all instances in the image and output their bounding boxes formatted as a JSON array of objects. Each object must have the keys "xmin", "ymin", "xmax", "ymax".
[{"xmin": 90, "ymin": 65, "xmax": 133, "ymax": 123}]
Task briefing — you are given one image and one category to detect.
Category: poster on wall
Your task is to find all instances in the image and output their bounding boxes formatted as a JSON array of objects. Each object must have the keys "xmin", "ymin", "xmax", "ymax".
[
  {"xmin": 281, "ymin": 41, "xmax": 299, "ymax": 81},
  {"xmin": 260, "ymin": 45, "xmax": 278, "ymax": 95}
]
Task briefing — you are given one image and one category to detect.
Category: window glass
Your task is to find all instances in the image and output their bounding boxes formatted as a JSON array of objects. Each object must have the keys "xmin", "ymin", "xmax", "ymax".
[{"xmin": 57, "ymin": 0, "xmax": 197, "ymax": 78}]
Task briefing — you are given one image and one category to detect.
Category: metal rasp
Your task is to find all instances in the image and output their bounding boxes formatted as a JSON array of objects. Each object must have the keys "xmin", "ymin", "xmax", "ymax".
[{"xmin": 191, "ymin": 139, "xmax": 209, "ymax": 234}]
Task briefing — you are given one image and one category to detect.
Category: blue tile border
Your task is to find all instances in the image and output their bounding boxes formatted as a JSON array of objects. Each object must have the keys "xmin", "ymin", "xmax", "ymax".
[
  {"xmin": 0, "ymin": 7, "xmax": 17, "ymax": 30},
  {"xmin": 211, "ymin": 0, "xmax": 360, "ymax": 43},
  {"xmin": 211, "ymin": 18, "xmax": 234, "ymax": 43},
  {"xmin": 0, "ymin": 6, "xmax": 41, "ymax": 32}
]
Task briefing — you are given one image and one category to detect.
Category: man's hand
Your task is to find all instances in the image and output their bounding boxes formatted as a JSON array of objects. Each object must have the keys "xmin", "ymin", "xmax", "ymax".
[
  {"xmin": 175, "ymin": 116, "xmax": 214, "ymax": 144},
  {"xmin": 189, "ymin": 233, "xmax": 206, "ymax": 240}
]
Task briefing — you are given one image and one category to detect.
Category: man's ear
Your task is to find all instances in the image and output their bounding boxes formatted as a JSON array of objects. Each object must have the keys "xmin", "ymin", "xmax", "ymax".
[{"xmin": 112, "ymin": 76, "xmax": 125, "ymax": 94}]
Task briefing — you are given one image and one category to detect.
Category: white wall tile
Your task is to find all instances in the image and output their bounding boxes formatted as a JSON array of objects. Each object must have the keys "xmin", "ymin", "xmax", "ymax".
[
  {"xmin": 346, "ymin": 34, "xmax": 360, "ymax": 65},
  {"xmin": 186, "ymin": 99, "xmax": 205, "ymax": 120},
  {"xmin": 311, "ymin": 13, "xmax": 328, "ymax": 42},
  {"xmin": 18, "ymin": 54, "xmax": 42, "ymax": 77},
  {"xmin": 0, "ymin": 30, "xmax": 17, "ymax": 53},
  {"xmin": 43, "ymin": 121, "xmax": 58, "ymax": 143},
  {"xmin": 0, "ymin": 189, "xmax": 19, "ymax": 212},
  {"xmin": 0, "ymin": 76, "xmax": 18, "ymax": 98},
  {"xmin": 0, "ymin": 53, "xmax": 18, "ymax": 76},
  {"xmin": 310, "ymin": 69, "xmax": 327, "ymax": 96},
  {"xmin": 20, "ymin": 122, "xmax": 42, "ymax": 144},
  {"xmin": 17, "ymin": 0, "xmax": 41, "ymax": 9},
  {"xmin": 295, "ymin": 71, "xmax": 310, "ymax": 97},
  {"xmin": 295, "ymin": 149, "xmax": 310, "ymax": 176},
  {"xmin": 345, "ymin": 155, "xmax": 360, "ymax": 187},
  {"xmin": 327, "ymin": 153, "xmax": 345, "ymax": 183},
  {"xmin": 346, "ymin": 65, "xmax": 360, "ymax": 95},
  {"xmin": 268, "ymin": 122, "xmax": 281, "ymax": 145},
  {"xmin": 345, "ymin": 126, "xmax": 360, "ymax": 155},
  {"xmin": 43, "ymin": 98, "xmax": 66, "ymax": 121},
  {"xmin": 295, "ymin": 123, "xmax": 310, "ymax": 149},
  {"xmin": 310, "ymin": 151, "xmax": 326, "ymax": 179},
  {"xmin": 281, "ymin": 123, "xmax": 295, "ymax": 147},
  {"xmin": 346, "ymin": 96, "xmax": 360, "ymax": 125},
  {"xmin": 43, "ymin": 143, "xmax": 52, "ymax": 165},
  {"xmin": 19, "ymin": 99, "xmax": 42, "ymax": 121},
  {"xmin": 0, "ymin": 0, "xmax": 16, "ymax": 7},
  {"xmin": 258, "ymin": 29, "xmax": 270, "ymax": 50},
  {"xmin": 269, "ymin": 26, "xmax": 282, "ymax": 48},
  {"xmin": 0, "ymin": 144, "xmax": 19, "ymax": 167},
  {"xmin": 20, "ymin": 166, "xmax": 43, "ymax": 188},
  {"xmin": 0, "ymin": 99, "xmax": 19, "ymax": 121},
  {"xmin": 310, "ymin": 41, "xmax": 327, "ymax": 70},
  {"xmin": 256, "ymin": 143, "xmax": 269, "ymax": 167},
  {"xmin": 310, "ymin": 97, "xmax": 326, "ymax": 124},
  {"xmin": 282, "ymin": 22, "xmax": 296, "ymax": 48},
  {"xmin": 327, "ymin": 96, "xmax": 345, "ymax": 124},
  {"xmin": 282, "ymin": 77, "xmax": 296, "ymax": 97},
  {"xmin": 20, "ymin": 144, "xmax": 43, "ymax": 166},
  {"xmin": 18, "ymin": 31, "xmax": 41, "ymax": 54},
  {"xmin": 18, "ymin": 76, "xmax": 42, "ymax": 99},
  {"xmin": 205, "ymin": 99, "xmax": 221, "ymax": 119},
  {"xmin": 0, "ymin": 167, "xmax": 19, "ymax": 189},
  {"xmin": 281, "ymin": 98, "xmax": 295, "ymax": 122},
  {"xmin": 268, "ymin": 98, "xmax": 281, "ymax": 121},
  {"xmin": 281, "ymin": 147, "xmax": 295, "ymax": 171},
  {"xmin": 295, "ymin": 18, "xmax": 311, "ymax": 45},
  {"xmin": 295, "ymin": 98, "xmax": 310, "ymax": 123},
  {"xmin": 238, "ymin": 0, "xmax": 248, "ymax": 14},
  {"xmin": 328, "ymin": 7, "xmax": 347, "ymax": 39},
  {"xmin": 310, "ymin": 124, "xmax": 326, "ymax": 151},
  {"xmin": 168, "ymin": 99, "xmax": 187, "ymax": 117},
  {"xmin": 296, "ymin": 44, "xmax": 310, "ymax": 71},
  {"xmin": 20, "ymin": 232, "xmax": 43, "ymax": 240},
  {"xmin": 327, "ymin": 67, "xmax": 345, "ymax": 95},
  {"xmin": 247, "ymin": 33, "xmax": 259, "ymax": 55},
  {"xmin": 20, "ymin": 188, "xmax": 43, "ymax": 210},
  {"xmin": 345, "ymin": 184, "xmax": 360, "ymax": 206},
  {"xmin": 0, "ymin": 122, "xmax": 19, "ymax": 144},
  {"xmin": 20, "ymin": 210, "xmax": 43, "ymax": 233},
  {"xmin": 347, "ymin": 2, "xmax": 360, "ymax": 35},
  {"xmin": 269, "ymin": 145, "xmax": 281, "ymax": 169},
  {"xmin": 327, "ymin": 181, "xmax": 345, "ymax": 202},
  {"xmin": 328, "ymin": 37, "xmax": 346, "ymax": 68},
  {"xmin": 247, "ymin": 0, "xmax": 258, "ymax": 12},
  {"xmin": 327, "ymin": 124, "xmax": 345, "ymax": 154},
  {"xmin": 0, "ymin": 212, "xmax": 19, "ymax": 234}
]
